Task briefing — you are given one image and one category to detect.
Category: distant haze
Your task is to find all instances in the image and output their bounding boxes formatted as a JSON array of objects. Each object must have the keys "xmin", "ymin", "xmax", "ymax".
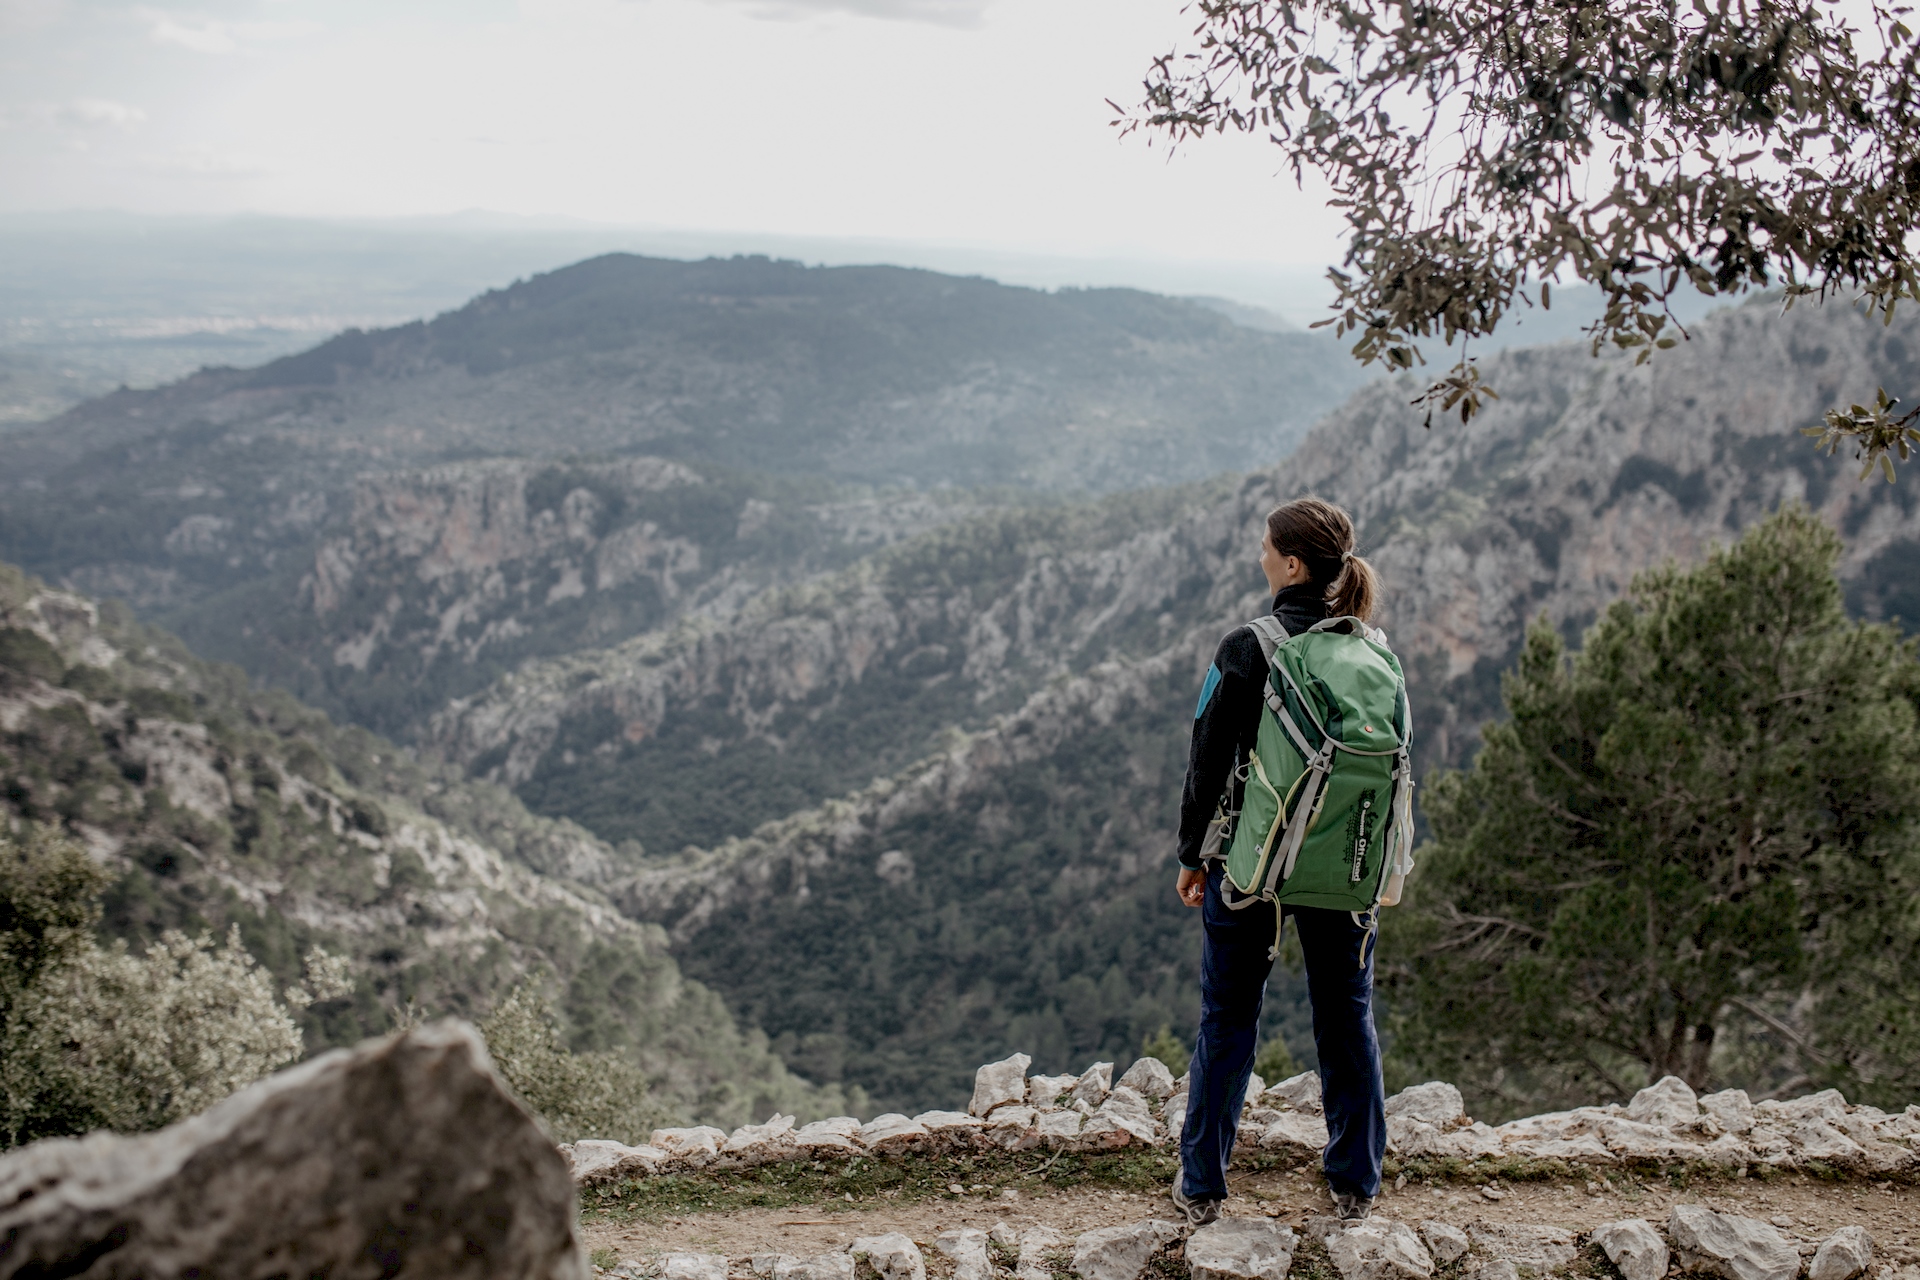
[{"xmin": 0, "ymin": 212, "xmax": 1723, "ymax": 427}]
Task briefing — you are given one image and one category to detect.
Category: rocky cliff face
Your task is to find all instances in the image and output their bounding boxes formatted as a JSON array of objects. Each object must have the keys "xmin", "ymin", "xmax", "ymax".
[
  {"xmin": 444, "ymin": 296, "xmax": 1920, "ymax": 824},
  {"xmin": 424, "ymin": 297, "xmax": 1920, "ymax": 1111},
  {"xmin": 264, "ymin": 454, "xmax": 983, "ymax": 736}
]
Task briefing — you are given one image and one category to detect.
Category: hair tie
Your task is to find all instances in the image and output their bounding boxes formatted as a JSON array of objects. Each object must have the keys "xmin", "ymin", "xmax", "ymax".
[{"xmin": 1340, "ymin": 549, "xmax": 1353, "ymax": 562}]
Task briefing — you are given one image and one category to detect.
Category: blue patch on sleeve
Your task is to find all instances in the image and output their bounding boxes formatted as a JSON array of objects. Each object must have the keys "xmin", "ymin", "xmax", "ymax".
[{"xmin": 1195, "ymin": 663, "xmax": 1223, "ymax": 719}]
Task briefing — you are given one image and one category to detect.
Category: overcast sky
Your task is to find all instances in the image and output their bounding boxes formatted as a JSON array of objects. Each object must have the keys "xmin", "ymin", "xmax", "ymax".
[{"xmin": 0, "ymin": 0, "xmax": 1349, "ymax": 271}]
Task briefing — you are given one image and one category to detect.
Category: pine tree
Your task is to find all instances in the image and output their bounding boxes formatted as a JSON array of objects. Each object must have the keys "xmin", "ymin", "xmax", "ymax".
[{"xmin": 1388, "ymin": 507, "xmax": 1920, "ymax": 1117}]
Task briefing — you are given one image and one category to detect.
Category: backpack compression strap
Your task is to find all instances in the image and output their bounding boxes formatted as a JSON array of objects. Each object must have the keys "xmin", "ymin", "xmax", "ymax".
[{"xmin": 1204, "ymin": 614, "xmax": 1292, "ymax": 861}]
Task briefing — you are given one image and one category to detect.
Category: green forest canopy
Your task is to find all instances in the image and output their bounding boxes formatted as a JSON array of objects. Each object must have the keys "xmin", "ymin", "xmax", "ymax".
[{"xmin": 1388, "ymin": 506, "xmax": 1920, "ymax": 1119}]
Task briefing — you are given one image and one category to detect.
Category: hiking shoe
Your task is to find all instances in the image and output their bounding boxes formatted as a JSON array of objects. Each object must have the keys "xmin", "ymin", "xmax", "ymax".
[
  {"xmin": 1331, "ymin": 1190, "xmax": 1374, "ymax": 1222},
  {"xmin": 1171, "ymin": 1180, "xmax": 1224, "ymax": 1227}
]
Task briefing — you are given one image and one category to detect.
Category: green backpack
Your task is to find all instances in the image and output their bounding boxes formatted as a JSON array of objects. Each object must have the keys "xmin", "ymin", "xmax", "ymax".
[{"xmin": 1207, "ymin": 613, "xmax": 1417, "ymax": 944}]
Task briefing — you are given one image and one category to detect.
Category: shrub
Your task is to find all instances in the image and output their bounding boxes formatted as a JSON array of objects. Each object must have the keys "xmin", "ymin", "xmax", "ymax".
[
  {"xmin": 1, "ymin": 926, "xmax": 302, "ymax": 1145},
  {"xmin": 1252, "ymin": 1037, "xmax": 1297, "ymax": 1084},
  {"xmin": 480, "ymin": 985, "xmax": 670, "ymax": 1145},
  {"xmin": 1, "ymin": 825, "xmax": 310, "ymax": 1148}
]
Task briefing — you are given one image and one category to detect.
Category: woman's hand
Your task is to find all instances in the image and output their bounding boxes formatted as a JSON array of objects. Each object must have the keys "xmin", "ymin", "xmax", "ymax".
[{"xmin": 1177, "ymin": 866, "xmax": 1206, "ymax": 908}]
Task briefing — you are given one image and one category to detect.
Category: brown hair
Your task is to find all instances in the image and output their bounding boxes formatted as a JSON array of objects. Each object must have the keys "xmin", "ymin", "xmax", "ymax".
[{"xmin": 1265, "ymin": 496, "xmax": 1378, "ymax": 623}]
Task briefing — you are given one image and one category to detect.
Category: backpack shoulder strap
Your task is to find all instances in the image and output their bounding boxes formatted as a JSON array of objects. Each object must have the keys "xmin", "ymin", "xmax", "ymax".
[
  {"xmin": 1308, "ymin": 615, "xmax": 1389, "ymax": 647},
  {"xmin": 1245, "ymin": 615, "xmax": 1290, "ymax": 665}
]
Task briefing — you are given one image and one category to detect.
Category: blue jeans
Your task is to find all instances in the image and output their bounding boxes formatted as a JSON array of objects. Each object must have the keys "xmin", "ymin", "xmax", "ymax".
[{"xmin": 1178, "ymin": 864, "xmax": 1385, "ymax": 1202}]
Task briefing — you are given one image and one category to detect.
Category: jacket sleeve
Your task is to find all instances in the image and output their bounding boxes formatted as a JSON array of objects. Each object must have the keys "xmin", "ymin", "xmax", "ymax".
[{"xmin": 1176, "ymin": 627, "xmax": 1265, "ymax": 868}]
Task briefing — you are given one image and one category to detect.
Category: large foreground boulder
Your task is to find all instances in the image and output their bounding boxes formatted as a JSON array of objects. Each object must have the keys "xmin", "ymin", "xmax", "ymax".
[{"xmin": 0, "ymin": 1020, "xmax": 584, "ymax": 1280}]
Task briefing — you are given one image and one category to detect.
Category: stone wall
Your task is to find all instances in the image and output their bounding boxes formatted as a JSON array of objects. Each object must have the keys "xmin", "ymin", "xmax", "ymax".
[
  {"xmin": 562, "ymin": 1053, "xmax": 1920, "ymax": 1186},
  {"xmin": 570, "ymin": 1055, "xmax": 1917, "ymax": 1280}
]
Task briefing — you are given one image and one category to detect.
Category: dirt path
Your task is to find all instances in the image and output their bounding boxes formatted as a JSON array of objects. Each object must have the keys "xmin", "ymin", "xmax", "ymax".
[{"xmin": 581, "ymin": 1170, "xmax": 1920, "ymax": 1272}]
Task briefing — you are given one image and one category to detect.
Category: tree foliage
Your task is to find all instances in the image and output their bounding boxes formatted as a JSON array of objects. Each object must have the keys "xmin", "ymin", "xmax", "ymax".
[
  {"xmin": 478, "ymin": 985, "xmax": 671, "ymax": 1146},
  {"xmin": 1388, "ymin": 507, "xmax": 1920, "ymax": 1117},
  {"xmin": 1128, "ymin": 0, "xmax": 1920, "ymax": 468},
  {"xmin": 0, "ymin": 826, "xmax": 309, "ymax": 1147}
]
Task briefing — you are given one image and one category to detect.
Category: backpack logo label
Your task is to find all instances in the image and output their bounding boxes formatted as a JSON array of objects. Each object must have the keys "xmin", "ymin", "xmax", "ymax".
[{"xmin": 1347, "ymin": 790, "xmax": 1377, "ymax": 883}]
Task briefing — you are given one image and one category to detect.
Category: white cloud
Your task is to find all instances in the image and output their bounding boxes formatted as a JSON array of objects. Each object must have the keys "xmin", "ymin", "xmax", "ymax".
[
  {"xmin": 148, "ymin": 16, "xmax": 235, "ymax": 50},
  {"xmin": 708, "ymin": 0, "xmax": 991, "ymax": 26},
  {"xmin": 58, "ymin": 97, "xmax": 147, "ymax": 127},
  {"xmin": 143, "ymin": 141, "xmax": 265, "ymax": 176},
  {"xmin": 141, "ymin": 9, "xmax": 318, "ymax": 54},
  {"xmin": 1, "ymin": 97, "xmax": 147, "ymax": 131},
  {"xmin": 0, "ymin": 0, "xmax": 65, "ymax": 36}
]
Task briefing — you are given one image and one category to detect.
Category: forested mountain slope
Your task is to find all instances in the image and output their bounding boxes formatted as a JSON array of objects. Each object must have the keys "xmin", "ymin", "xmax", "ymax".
[
  {"xmin": 437, "ymin": 296, "xmax": 1920, "ymax": 1113},
  {"xmin": 0, "ymin": 562, "xmax": 854, "ymax": 1129},
  {"xmin": 0, "ymin": 254, "xmax": 1362, "ymax": 740}
]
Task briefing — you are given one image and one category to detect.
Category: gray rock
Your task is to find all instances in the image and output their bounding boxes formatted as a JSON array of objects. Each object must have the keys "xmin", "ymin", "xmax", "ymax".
[
  {"xmin": 1669, "ymin": 1205, "xmax": 1800, "ymax": 1280},
  {"xmin": 1699, "ymin": 1090, "xmax": 1756, "ymax": 1135},
  {"xmin": 859, "ymin": 1114, "xmax": 928, "ymax": 1156},
  {"xmin": 1259, "ymin": 1112, "xmax": 1330, "ymax": 1152},
  {"xmin": 973, "ymin": 1053, "xmax": 1034, "ymax": 1117},
  {"xmin": 1163, "ymin": 1093, "xmax": 1190, "ymax": 1142},
  {"xmin": 1037, "ymin": 1109, "xmax": 1084, "ymax": 1147},
  {"xmin": 1322, "ymin": 1219, "xmax": 1433, "ymax": 1280},
  {"xmin": 1020, "ymin": 1225, "xmax": 1074, "ymax": 1280},
  {"xmin": 854, "ymin": 1233, "xmax": 927, "ymax": 1280},
  {"xmin": 652, "ymin": 1125, "xmax": 729, "ymax": 1162},
  {"xmin": 1118, "ymin": 1057, "xmax": 1178, "ymax": 1101},
  {"xmin": 1263, "ymin": 1071, "xmax": 1324, "ymax": 1115},
  {"xmin": 0, "ymin": 1021, "xmax": 584, "ymax": 1280},
  {"xmin": 795, "ymin": 1117, "xmax": 864, "ymax": 1153},
  {"xmin": 991, "ymin": 1222, "xmax": 1021, "ymax": 1249},
  {"xmin": 1385, "ymin": 1083, "xmax": 1465, "ymax": 1127},
  {"xmin": 1087, "ymin": 1086, "xmax": 1159, "ymax": 1146},
  {"xmin": 1465, "ymin": 1223, "xmax": 1577, "ymax": 1274},
  {"xmin": 1072, "ymin": 1062, "xmax": 1117, "ymax": 1107},
  {"xmin": 1809, "ymin": 1227, "xmax": 1874, "ymax": 1280},
  {"xmin": 984, "ymin": 1105, "xmax": 1042, "ymax": 1150},
  {"xmin": 566, "ymin": 1138, "xmax": 669, "ymax": 1183},
  {"xmin": 1472, "ymin": 1262, "xmax": 1519, "ymax": 1280},
  {"xmin": 724, "ymin": 1116, "xmax": 799, "ymax": 1163},
  {"xmin": 1592, "ymin": 1219, "xmax": 1670, "ymax": 1280},
  {"xmin": 1418, "ymin": 1222, "xmax": 1469, "ymax": 1265},
  {"xmin": 935, "ymin": 1229, "xmax": 993, "ymax": 1280},
  {"xmin": 1031, "ymin": 1074, "xmax": 1081, "ymax": 1107},
  {"xmin": 1627, "ymin": 1077, "xmax": 1700, "ymax": 1127},
  {"xmin": 666, "ymin": 1255, "xmax": 731, "ymax": 1280},
  {"xmin": 1072, "ymin": 1219, "xmax": 1184, "ymax": 1280},
  {"xmin": 753, "ymin": 1255, "xmax": 800, "ymax": 1277},
  {"xmin": 777, "ymin": 1254, "xmax": 857, "ymax": 1280},
  {"xmin": 916, "ymin": 1110, "xmax": 986, "ymax": 1152},
  {"xmin": 1188, "ymin": 1218, "xmax": 1297, "ymax": 1280}
]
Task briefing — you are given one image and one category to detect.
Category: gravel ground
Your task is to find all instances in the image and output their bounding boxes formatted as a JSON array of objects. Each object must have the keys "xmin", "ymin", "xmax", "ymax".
[{"xmin": 580, "ymin": 1169, "xmax": 1920, "ymax": 1272}]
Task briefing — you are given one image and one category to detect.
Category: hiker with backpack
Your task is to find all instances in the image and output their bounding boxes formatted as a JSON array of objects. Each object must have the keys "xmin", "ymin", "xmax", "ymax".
[{"xmin": 1170, "ymin": 496, "xmax": 1414, "ymax": 1227}]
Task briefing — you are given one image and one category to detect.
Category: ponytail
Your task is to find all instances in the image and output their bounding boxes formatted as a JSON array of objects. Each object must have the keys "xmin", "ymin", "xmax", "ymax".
[
  {"xmin": 1328, "ymin": 553, "xmax": 1378, "ymax": 623},
  {"xmin": 1264, "ymin": 496, "xmax": 1378, "ymax": 624}
]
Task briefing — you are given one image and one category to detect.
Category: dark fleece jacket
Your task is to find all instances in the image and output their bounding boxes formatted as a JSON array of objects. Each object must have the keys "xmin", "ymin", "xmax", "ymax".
[{"xmin": 1176, "ymin": 584, "xmax": 1330, "ymax": 868}]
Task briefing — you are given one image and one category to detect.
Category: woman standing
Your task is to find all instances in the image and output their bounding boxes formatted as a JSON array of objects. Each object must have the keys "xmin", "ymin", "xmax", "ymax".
[{"xmin": 1171, "ymin": 496, "xmax": 1389, "ymax": 1226}]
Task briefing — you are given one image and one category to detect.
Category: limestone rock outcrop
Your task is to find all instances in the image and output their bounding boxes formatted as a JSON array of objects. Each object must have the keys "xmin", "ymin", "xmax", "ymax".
[{"xmin": 0, "ymin": 1021, "xmax": 584, "ymax": 1280}]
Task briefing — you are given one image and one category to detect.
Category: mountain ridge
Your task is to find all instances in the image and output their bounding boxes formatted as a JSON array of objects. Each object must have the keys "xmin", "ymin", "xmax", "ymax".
[{"xmin": 442, "ymin": 295, "xmax": 1920, "ymax": 1111}]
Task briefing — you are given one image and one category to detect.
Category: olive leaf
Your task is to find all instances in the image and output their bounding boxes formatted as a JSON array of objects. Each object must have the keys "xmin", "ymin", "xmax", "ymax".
[{"xmin": 1121, "ymin": 0, "xmax": 1920, "ymax": 474}]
